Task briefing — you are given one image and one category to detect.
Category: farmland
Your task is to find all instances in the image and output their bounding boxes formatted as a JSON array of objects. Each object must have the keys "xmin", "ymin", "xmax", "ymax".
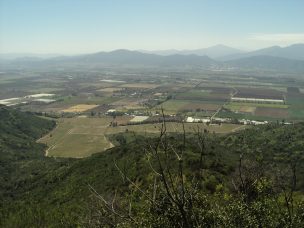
[
  {"xmin": 225, "ymin": 102, "xmax": 289, "ymax": 109},
  {"xmin": 287, "ymin": 92, "xmax": 304, "ymax": 119},
  {"xmin": 158, "ymin": 100, "xmax": 190, "ymax": 112},
  {"xmin": 38, "ymin": 117, "xmax": 115, "ymax": 157},
  {"xmin": 159, "ymin": 99, "xmax": 221, "ymax": 114},
  {"xmin": 1, "ymin": 68, "xmax": 304, "ymax": 158},
  {"xmin": 235, "ymin": 87, "xmax": 284, "ymax": 100},
  {"xmin": 62, "ymin": 104, "xmax": 99, "ymax": 113},
  {"xmin": 118, "ymin": 83, "xmax": 159, "ymax": 89},
  {"xmin": 38, "ymin": 116, "xmax": 246, "ymax": 158}
]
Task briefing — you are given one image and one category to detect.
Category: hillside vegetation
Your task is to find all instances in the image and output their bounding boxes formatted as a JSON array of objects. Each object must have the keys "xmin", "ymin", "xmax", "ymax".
[
  {"xmin": 0, "ymin": 105, "xmax": 56, "ymax": 197},
  {"xmin": 0, "ymin": 106, "xmax": 304, "ymax": 227}
]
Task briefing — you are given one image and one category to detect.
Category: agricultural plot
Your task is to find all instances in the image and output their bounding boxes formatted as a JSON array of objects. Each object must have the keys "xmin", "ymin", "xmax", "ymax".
[
  {"xmin": 62, "ymin": 104, "xmax": 99, "ymax": 112},
  {"xmin": 38, "ymin": 117, "xmax": 115, "ymax": 157},
  {"xmin": 3, "ymin": 70, "xmax": 304, "ymax": 124},
  {"xmin": 181, "ymin": 103, "xmax": 220, "ymax": 112},
  {"xmin": 119, "ymin": 83, "xmax": 159, "ymax": 89},
  {"xmin": 130, "ymin": 116, "xmax": 149, "ymax": 123},
  {"xmin": 157, "ymin": 83, "xmax": 195, "ymax": 92},
  {"xmin": 111, "ymin": 98, "xmax": 147, "ymax": 110},
  {"xmin": 158, "ymin": 100, "xmax": 190, "ymax": 112},
  {"xmin": 97, "ymin": 87, "xmax": 124, "ymax": 93},
  {"xmin": 228, "ymin": 102, "xmax": 288, "ymax": 109},
  {"xmin": 176, "ymin": 89, "xmax": 229, "ymax": 102},
  {"xmin": 287, "ymin": 93, "xmax": 304, "ymax": 120},
  {"xmin": 159, "ymin": 99, "xmax": 222, "ymax": 114},
  {"xmin": 224, "ymin": 104, "xmax": 256, "ymax": 114},
  {"xmin": 175, "ymin": 90, "xmax": 211, "ymax": 100},
  {"xmin": 219, "ymin": 86, "xmax": 298, "ymax": 120},
  {"xmin": 224, "ymin": 102, "xmax": 290, "ymax": 119},
  {"xmin": 78, "ymin": 82, "xmax": 118, "ymax": 89},
  {"xmin": 255, "ymin": 107, "xmax": 289, "ymax": 118},
  {"xmin": 287, "ymin": 87, "xmax": 301, "ymax": 94},
  {"xmin": 235, "ymin": 87, "xmax": 284, "ymax": 100},
  {"xmin": 61, "ymin": 96, "xmax": 119, "ymax": 105},
  {"xmin": 28, "ymin": 88, "xmax": 64, "ymax": 93},
  {"xmin": 39, "ymin": 117, "xmax": 245, "ymax": 158},
  {"xmin": 44, "ymin": 134, "xmax": 113, "ymax": 158},
  {"xmin": 198, "ymin": 86, "xmax": 233, "ymax": 95},
  {"xmin": 113, "ymin": 116, "xmax": 134, "ymax": 125},
  {"xmin": 100, "ymin": 79, "xmax": 126, "ymax": 83}
]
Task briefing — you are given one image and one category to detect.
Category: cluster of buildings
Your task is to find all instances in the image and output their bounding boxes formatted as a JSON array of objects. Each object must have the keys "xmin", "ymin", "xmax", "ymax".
[{"xmin": 186, "ymin": 116, "xmax": 269, "ymax": 126}]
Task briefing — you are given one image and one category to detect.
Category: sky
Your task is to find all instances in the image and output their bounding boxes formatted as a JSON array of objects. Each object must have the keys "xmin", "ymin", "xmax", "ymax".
[{"xmin": 0, "ymin": 0, "xmax": 304, "ymax": 54}]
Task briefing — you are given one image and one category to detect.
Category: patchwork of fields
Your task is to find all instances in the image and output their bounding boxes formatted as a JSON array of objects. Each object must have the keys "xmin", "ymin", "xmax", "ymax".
[
  {"xmin": 158, "ymin": 85, "xmax": 304, "ymax": 121},
  {"xmin": 159, "ymin": 100, "xmax": 221, "ymax": 114},
  {"xmin": 2, "ymin": 71, "xmax": 304, "ymax": 158}
]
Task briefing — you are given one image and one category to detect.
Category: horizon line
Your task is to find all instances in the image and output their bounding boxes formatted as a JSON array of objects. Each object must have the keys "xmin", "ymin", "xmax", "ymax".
[{"xmin": 0, "ymin": 43, "xmax": 303, "ymax": 56}]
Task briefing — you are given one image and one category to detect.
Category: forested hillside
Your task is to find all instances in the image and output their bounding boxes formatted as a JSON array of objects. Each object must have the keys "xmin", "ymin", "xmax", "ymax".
[
  {"xmin": 0, "ymin": 106, "xmax": 304, "ymax": 227},
  {"xmin": 0, "ymin": 105, "xmax": 70, "ymax": 226},
  {"xmin": 0, "ymin": 105, "xmax": 56, "ymax": 197}
]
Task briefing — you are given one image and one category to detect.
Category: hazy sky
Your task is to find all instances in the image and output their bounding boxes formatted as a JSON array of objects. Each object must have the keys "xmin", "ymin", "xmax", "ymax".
[{"xmin": 1, "ymin": 0, "xmax": 304, "ymax": 54}]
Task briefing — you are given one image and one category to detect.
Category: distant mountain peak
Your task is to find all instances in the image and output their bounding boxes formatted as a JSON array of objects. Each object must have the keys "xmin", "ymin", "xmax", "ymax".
[
  {"xmin": 110, "ymin": 49, "xmax": 134, "ymax": 53},
  {"xmin": 289, "ymin": 43, "xmax": 304, "ymax": 47},
  {"xmin": 220, "ymin": 43, "xmax": 304, "ymax": 61},
  {"xmin": 140, "ymin": 45, "xmax": 243, "ymax": 58},
  {"xmin": 209, "ymin": 44, "xmax": 238, "ymax": 49}
]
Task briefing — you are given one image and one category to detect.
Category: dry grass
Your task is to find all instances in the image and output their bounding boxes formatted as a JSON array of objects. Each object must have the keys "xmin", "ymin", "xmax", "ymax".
[
  {"xmin": 62, "ymin": 104, "xmax": 99, "ymax": 112},
  {"xmin": 119, "ymin": 83, "xmax": 159, "ymax": 89},
  {"xmin": 38, "ymin": 117, "xmax": 114, "ymax": 157},
  {"xmin": 239, "ymin": 106, "xmax": 256, "ymax": 113},
  {"xmin": 111, "ymin": 98, "xmax": 146, "ymax": 110},
  {"xmin": 97, "ymin": 87, "xmax": 123, "ymax": 93}
]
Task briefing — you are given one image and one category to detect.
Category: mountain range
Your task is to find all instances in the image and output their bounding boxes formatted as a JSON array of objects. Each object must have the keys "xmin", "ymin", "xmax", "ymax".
[
  {"xmin": 1, "ymin": 44, "xmax": 304, "ymax": 73},
  {"xmin": 219, "ymin": 44, "xmax": 304, "ymax": 61},
  {"xmin": 53, "ymin": 49, "xmax": 216, "ymax": 67},
  {"xmin": 143, "ymin": 44, "xmax": 304, "ymax": 61},
  {"xmin": 139, "ymin": 44, "xmax": 244, "ymax": 59}
]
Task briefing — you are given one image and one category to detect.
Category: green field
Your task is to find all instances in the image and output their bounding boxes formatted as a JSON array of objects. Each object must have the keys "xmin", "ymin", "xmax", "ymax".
[
  {"xmin": 287, "ymin": 96, "xmax": 304, "ymax": 119},
  {"xmin": 158, "ymin": 100, "xmax": 190, "ymax": 112},
  {"xmin": 158, "ymin": 99, "xmax": 223, "ymax": 114},
  {"xmin": 175, "ymin": 90, "xmax": 211, "ymax": 99},
  {"xmin": 225, "ymin": 102, "xmax": 289, "ymax": 109},
  {"xmin": 28, "ymin": 87, "xmax": 63, "ymax": 93},
  {"xmin": 222, "ymin": 94, "xmax": 304, "ymax": 120},
  {"xmin": 222, "ymin": 102, "xmax": 291, "ymax": 120}
]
